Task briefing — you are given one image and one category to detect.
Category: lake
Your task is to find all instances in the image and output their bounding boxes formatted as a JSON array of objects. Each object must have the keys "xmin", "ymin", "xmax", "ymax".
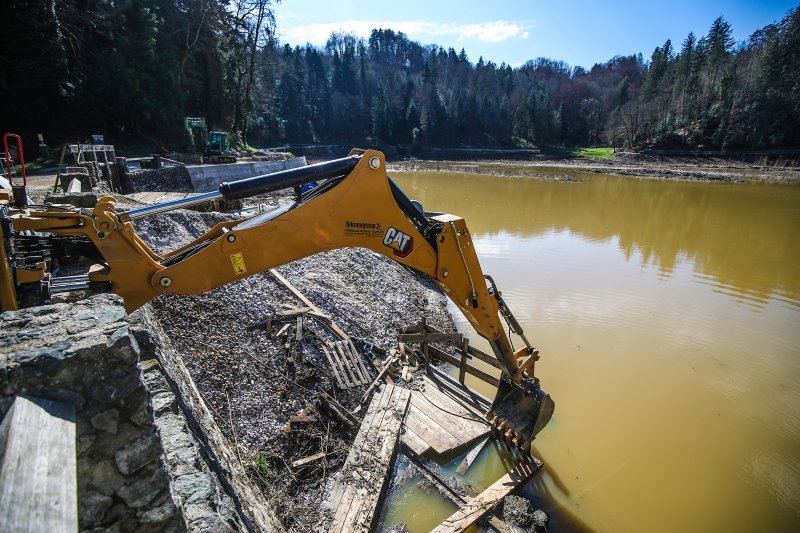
[{"xmin": 380, "ymin": 168, "xmax": 800, "ymax": 532}]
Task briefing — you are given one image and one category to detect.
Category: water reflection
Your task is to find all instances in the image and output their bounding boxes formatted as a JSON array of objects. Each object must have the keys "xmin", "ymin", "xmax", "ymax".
[
  {"xmin": 394, "ymin": 172, "xmax": 800, "ymax": 307},
  {"xmin": 386, "ymin": 171, "xmax": 800, "ymax": 532}
]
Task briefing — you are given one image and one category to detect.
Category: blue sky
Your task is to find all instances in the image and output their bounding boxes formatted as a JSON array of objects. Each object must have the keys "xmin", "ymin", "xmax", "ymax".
[{"xmin": 273, "ymin": 0, "xmax": 798, "ymax": 68}]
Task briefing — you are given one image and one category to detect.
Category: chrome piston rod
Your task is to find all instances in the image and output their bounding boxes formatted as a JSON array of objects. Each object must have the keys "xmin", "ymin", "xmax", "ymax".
[
  {"xmin": 120, "ymin": 191, "xmax": 223, "ymax": 221},
  {"xmin": 50, "ymin": 281, "xmax": 91, "ymax": 293}
]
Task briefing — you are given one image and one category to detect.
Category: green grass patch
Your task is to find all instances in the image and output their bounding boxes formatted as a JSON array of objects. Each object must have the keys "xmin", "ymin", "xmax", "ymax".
[
  {"xmin": 543, "ymin": 146, "xmax": 615, "ymax": 159},
  {"xmin": 573, "ymin": 147, "xmax": 614, "ymax": 159},
  {"xmin": 252, "ymin": 453, "xmax": 272, "ymax": 476}
]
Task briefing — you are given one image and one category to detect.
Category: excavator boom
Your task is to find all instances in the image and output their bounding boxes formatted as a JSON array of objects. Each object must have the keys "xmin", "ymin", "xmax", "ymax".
[{"xmin": 0, "ymin": 149, "xmax": 554, "ymax": 444}]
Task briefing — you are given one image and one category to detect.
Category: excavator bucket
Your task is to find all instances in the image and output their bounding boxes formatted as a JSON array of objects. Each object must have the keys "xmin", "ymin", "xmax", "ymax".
[{"xmin": 489, "ymin": 379, "xmax": 555, "ymax": 448}]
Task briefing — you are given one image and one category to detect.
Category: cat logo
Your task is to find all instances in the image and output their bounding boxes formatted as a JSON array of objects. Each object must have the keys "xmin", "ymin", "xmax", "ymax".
[{"xmin": 383, "ymin": 227, "xmax": 413, "ymax": 258}]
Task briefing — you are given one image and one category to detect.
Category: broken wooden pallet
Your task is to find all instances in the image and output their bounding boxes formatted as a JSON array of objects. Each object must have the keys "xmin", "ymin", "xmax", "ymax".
[
  {"xmin": 326, "ymin": 384, "xmax": 411, "ymax": 532},
  {"xmin": 322, "ymin": 339, "xmax": 372, "ymax": 389},
  {"xmin": 401, "ymin": 375, "xmax": 490, "ymax": 457},
  {"xmin": 431, "ymin": 458, "xmax": 543, "ymax": 533}
]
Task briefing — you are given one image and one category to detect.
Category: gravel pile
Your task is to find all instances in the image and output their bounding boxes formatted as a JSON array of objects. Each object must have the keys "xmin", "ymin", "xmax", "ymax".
[
  {"xmin": 134, "ymin": 206, "xmax": 455, "ymax": 529},
  {"xmin": 127, "ymin": 166, "xmax": 194, "ymax": 192}
]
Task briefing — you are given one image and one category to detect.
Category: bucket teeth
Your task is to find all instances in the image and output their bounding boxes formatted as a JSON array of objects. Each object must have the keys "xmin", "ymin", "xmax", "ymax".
[{"xmin": 488, "ymin": 413, "xmax": 535, "ymax": 460}]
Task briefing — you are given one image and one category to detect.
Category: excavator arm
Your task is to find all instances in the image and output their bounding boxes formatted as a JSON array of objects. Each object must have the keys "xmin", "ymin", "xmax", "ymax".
[{"xmin": 0, "ymin": 149, "xmax": 554, "ymax": 444}]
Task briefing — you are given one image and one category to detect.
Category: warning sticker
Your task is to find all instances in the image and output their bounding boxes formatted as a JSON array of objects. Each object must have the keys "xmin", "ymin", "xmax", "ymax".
[{"xmin": 230, "ymin": 252, "xmax": 247, "ymax": 275}]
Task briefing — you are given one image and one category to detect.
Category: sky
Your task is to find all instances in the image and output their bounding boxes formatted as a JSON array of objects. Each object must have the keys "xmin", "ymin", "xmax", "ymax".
[{"xmin": 272, "ymin": 0, "xmax": 798, "ymax": 68}]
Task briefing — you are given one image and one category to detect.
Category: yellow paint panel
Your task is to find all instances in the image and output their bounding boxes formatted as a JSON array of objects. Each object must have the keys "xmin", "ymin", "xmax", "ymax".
[{"xmin": 229, "ymin": 252, "xmax": 247, "ymax": 275}]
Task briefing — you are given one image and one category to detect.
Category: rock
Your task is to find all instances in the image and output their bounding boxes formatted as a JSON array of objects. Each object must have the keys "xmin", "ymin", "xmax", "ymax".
[
  {"xmin": 83, "ymin": 520, "xmax": 123, "ymax": 533},
  {"xmin": 174, "ymin": 472, "xmax": 214, "ymax": 504},
  {"xmin": 91, "ymin": 408, "xmax": 120, "ymax": 433},
  {"xmin": 161, "ymin": 426, "xmax": 194, "ymax": 453},
  {"xmin": 130, "ymin": 397, "xmax": 153, "ymax": 426},
  {"xmin": 117, "ymin": 467, "xmax": 169, "ymax": 508},
  {"xmin": 140, "ymin": 498, "xmax": 178, "ymax": 523},
  {"xmin": 115, "ymin": 434, "xmax": 161, "ymax": 475},
  {"xmin": 43, "ymin": 191, "xmax": 99, "ymax": 208},
  {"xmin": 167, "ymin": 444, "xmax": 201, "ymax": 476},
  {"xmin": 48, "ymin": 389, "xmax": 87, "ymax": 410},
  {"xmin": 86, "ymin": 367, "xmax": 141, "ymax": 404},
  {"xmin": 151, "ymin": 391, "xmax": 176, "ymax": 415},
  {"xmin": 183, "ymin": 502, "xmax": 229, "ymax": 531},
  {"xmin": 79, "ymin": 490, "xmax": 113, "ymax": 526},
  {"xmin": 77, "ymin": 432, "xmax": 97, "ymax": 454},
  {"xmin": 82, "ymin": 458, "xmax": 128, "ymax": 496},
  {"xmin": 532, "ymin": 508, "xmax": 549, "ymax": 530},
  {"xmin": 503, "ymin": 495, "xmax": 534, "ymax": 528}
]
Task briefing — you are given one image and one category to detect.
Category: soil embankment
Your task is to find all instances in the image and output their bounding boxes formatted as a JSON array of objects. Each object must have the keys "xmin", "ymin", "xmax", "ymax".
[{"xmin": 389, "ymin": 152, "xmax": 800, "ymax": 183}]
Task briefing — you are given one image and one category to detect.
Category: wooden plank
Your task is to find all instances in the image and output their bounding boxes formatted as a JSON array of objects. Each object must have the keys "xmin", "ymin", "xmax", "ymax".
[
  {"xmin": 421, "ymin": 378, "xmax": 487, "ymax": 423},
  {"xmin": 0, "ymin": 395, "xmax": 77, "ymax": 532},
  {"xmin": 359, "ymin": 354, "xmax": 399, "ymax": 405},
  {"xmin": 328, "ymin": 384, "xmax": 410, "ymax": 532},
  {"xmin": 269, "ymin": 269, "xmax": 349, "ymax": 340},
  {"xmin": 431, "ymin": 460, "xmax": 543, "ymax": 533},
  {"xmin": 352, "ymin": 387, "xmax": 410, "ymax": 529},
  {"xmin": 322, "ymin": 344, "xmax": 348, "ymax": 389},
  {"xmin": 292, "ymin": 451, "xmax": 329, "ymax": 468},
  {"xmin": 427, "ymin": 345, "xmax": 501, "ymax": 387},
  {"xmin": 466, "ymin": 345, "xmax": 505, "ymax": 370},
  {"xmin": 455, "ymin": 437, "xmax": 490, "ymax": 475},
  {"xmin": 427, "ymin": 367, "xmax": 493, "ymax": 414},
  {"xmin": 335, "ymin": 342, "xmax": 365, "ymax": 386},
  {"xmin": 326, "ymin": 343, "xmax": 355, "ymax": 388},
  {"xmin": 326, "ymin": 385, "xmax": 388, "ymax": 516},
  {"xmin": 328, "ymin": 341, "xmax": 359, "ymax": 388},
  {"xmin": 414, "ymin": 323, "xmax": 504, "ymax": 371},
  {"xmin": 458, "ymin": 340, "xmax": 469, "ymax": 384},
  {"xmin": 400, "ymin": 427, "xmax": 430, "ymax": 456},
  {"xmin": 409, "ymin": 391, "xmax": 488, "ymax": 442},
  {"xmin": 330, "ymin": 386, "xmax": 396, "ymax": 527},
  {"xmin": 404, "ymin": 406, "xmax": 462, "ymax": 455},
  {"xmin": 346, "ymin": 340, "xmax": 372, "ymax": 384},
  {"xmin": 399, "ymin": 332, "xmax": 464, "ymax": 344}
]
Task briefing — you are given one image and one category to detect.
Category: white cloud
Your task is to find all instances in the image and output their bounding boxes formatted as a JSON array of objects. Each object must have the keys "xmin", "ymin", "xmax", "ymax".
[{"xmin": 276, "ymin": 19, "xmax": 532, "ymax": 46}]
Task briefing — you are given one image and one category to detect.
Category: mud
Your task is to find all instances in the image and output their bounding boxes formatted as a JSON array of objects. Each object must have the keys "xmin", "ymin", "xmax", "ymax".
[{"xmin": 389, "ymin": 153, "xmax": 800, "ymax": 183}]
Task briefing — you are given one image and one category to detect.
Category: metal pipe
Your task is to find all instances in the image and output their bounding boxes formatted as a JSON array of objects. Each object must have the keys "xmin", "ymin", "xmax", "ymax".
[
  {"xmin": 218, "ymin": 154, "xmax": 361, "ymax": 200},
  {"xmin": 50, "ymin": 281, "xmax": 91, "ymax": 293},
  {"xmin": 118, "ymin": 155, "xmax": 361, "ymax": 220},
  {"xmin": 120, "ymin": 191, "xmax": 222, "ymax": 221}
]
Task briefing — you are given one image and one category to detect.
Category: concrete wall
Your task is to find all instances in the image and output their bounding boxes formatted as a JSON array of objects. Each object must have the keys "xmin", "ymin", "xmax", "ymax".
[{"xmin": 187, "ymin": 158, "xmax": 307, "ymax": 192}]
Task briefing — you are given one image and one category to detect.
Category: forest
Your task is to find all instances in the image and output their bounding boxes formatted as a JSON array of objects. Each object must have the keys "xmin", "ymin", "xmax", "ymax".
[{"xmin": 1, "ymin": 1, "xmax": 798, "ymax": 152}]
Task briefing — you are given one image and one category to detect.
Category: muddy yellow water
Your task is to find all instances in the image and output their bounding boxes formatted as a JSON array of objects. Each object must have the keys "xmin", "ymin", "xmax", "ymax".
[{"xmin": 382, "ymin": 170, "xmax": 800, "ymax": 532}]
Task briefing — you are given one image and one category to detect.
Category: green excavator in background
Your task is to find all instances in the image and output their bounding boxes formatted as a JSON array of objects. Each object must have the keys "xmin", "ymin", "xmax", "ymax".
[{"xmin": 184, "ymin": 117, "xmax": 236, "ymax": 164}]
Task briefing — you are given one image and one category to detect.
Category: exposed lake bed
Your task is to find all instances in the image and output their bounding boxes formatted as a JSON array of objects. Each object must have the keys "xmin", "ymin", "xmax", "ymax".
[{"xmin": 389, "ymin": 153, "xmax": 800, "ymax": 183}]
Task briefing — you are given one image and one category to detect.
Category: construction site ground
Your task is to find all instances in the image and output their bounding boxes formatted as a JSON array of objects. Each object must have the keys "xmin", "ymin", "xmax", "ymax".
[
  {"xmin": 24, "ymin": 177, "xmax": 455, "ymax": 529},
  {"xmin": 21, "ymin": 170, "xmax": 549, "ymax": 532}
]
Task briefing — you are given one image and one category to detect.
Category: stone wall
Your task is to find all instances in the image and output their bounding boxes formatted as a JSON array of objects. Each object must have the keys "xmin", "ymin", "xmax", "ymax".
[{"xmin": 0, "ymin": 295, "xmax": 255, "ymax": 531}]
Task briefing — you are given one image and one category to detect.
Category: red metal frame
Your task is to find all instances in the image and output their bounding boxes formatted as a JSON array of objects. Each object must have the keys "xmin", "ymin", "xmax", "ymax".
[{"xmin": 3, "ymin": 133, "xmax": 26, "ymax": 186}]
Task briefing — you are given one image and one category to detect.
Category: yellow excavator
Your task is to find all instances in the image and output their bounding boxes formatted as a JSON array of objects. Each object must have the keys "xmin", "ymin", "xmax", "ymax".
[{"xmin": 0, "ymin": 148, "xmax": 554, "ymax": 446}]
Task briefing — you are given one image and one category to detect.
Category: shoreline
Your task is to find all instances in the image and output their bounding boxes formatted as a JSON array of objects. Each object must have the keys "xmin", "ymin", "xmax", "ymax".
[{"xmin": 387, "ymin": 153, "xmax": 800, "ymax": 183}]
